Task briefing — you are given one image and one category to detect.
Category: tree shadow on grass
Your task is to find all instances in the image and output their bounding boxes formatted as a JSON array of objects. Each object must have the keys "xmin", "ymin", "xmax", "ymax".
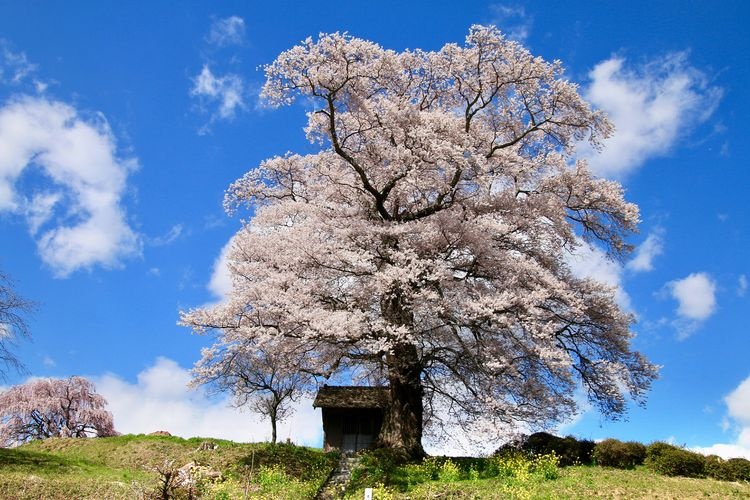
[{"xmin": 0, "ymin": 448, "xmax": 79, "ymax": 472}]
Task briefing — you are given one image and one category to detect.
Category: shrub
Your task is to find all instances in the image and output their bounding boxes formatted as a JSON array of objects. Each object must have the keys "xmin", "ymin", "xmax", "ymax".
[
  {"xmin": 594, "ymin": 439, "xmax": 646, "ymax": 469},
  {"xmin": 704, "ymin": 455, "xmax": 727, "ymax": 481},
  {"xmin": 521, "ymin": 432, "xmax": 557, "ymax": 456},
  {"xmin": 645, "ymin": 442, "xmax": 705, "ymax": 478},
  {"xmin": 517, "ymin": 432, "xmax": 594, "ymax": 466},
  {"xmin": 724, "ymin": 458, "xmax": 750, "ymax": 482},
  {"xmin": 705, "ymin": 455, "xmax": 750, "ymax": 482},
  {"xmin": 577, "ymin": 438, "xmax": 597, "ymax": 465}
]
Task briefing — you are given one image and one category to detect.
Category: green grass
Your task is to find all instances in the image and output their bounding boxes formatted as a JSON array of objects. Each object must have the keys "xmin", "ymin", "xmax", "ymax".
[
  {"xmin": 2, "ymin": 436, "xmax": 749, "ymax": 499},
  {"xmin": 396, "ymin": 466, "xmax": 750, "ymax": 499},
  {"xmin": 0, "ymin": 434, "xmax": 338, "ymax": 499},
  {"xmin": 344, "ymin": 450, "xmax": 750, "ymax": 500}
]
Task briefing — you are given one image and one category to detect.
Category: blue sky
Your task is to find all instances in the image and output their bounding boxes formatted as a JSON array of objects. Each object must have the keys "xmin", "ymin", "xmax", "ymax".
[{"xmin": 0, "ymin": 1, "xmax": 748, "ymax": 456}]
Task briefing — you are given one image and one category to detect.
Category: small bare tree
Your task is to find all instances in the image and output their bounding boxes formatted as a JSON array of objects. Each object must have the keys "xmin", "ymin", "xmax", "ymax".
[
  {"xmin": 192, "ymin": 338, "xmax": 311, "ymax": 444},
  {"xmin": 0, "ymin": 269, "xmax": 34, "ymax": 378}
]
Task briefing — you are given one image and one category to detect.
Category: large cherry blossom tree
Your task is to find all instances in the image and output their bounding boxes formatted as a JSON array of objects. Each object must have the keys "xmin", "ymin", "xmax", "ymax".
[
  {"xmin": 182, "ymin": 26, "xmax": 658, "ymax": 458},
  {"xmin": 0, "ymin": 376, "xmax": 116, "ymax": 446}
]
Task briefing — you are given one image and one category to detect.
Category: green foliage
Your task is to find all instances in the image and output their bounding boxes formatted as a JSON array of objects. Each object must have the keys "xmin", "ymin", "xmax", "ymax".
[
  {"xmin": 347, "ymin": 450, "xmax": 560, "ymax": 497},
  {"xmin": 593, "ymin": 438, "xmax": 646, "ymax": 469},
  {"xmin": 704, "ymin": 455, "xmax": 750, "ymax": 482},
  {"xmin": 347, "ymin": 448, "xmax": 404, "ymax": 489},
  {"xmin": 511, "ymin": 432, "xmax": 595, "ymax": 466},
  {"xmin": 404, "ymin": 464, "xmax": 750, "ymax": 499},
  {"xmin": 437, "ymin": 459, "xmax": 461, "ymax": 482},
  {"xmin": 532, "ymin": 453, "xmax": 561, "ymax": 480},
  {"xmin": 645, "ymin": 442, "xmax": 706, "ymax": 478},
  {"xmin": 252, "ymin": 465, "xmax": 314, "ymax": 498},
  {"xmin": 239, "ymin": 441, "xmax": 339, "ymax": 483}
]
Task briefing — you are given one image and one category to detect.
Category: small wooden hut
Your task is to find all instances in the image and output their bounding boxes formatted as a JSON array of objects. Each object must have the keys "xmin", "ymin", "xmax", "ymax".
[{"xmin": 313, "ymin": 385, "xmax": 389, "ymax": 453}]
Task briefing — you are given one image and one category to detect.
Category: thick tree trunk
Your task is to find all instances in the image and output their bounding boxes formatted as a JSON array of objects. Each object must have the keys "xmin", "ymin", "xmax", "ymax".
[
  {"xmin": 377, "ymin": 342, "xmax": 425, "ymax": 459},
  {"xmin": 376, "ymin": 281, "xmax": 426, "ymax": 459}
]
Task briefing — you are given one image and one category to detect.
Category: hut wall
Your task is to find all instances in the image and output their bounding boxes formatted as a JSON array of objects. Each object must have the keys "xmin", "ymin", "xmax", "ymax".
[{"xmin": 321, "ymin": 408, "xmax": 383, "ymax": 452}]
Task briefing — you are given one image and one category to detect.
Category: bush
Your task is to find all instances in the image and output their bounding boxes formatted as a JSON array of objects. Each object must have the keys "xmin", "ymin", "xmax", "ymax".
[
  {"xmin": 645, "ymin": 442, "xmax": 705, "ymax": 478},
  {"xmin": 516, "ymin": 432, "xmax": 594, "ymax": 466},
  {"xmin": 705, "ymin": 455, "xmax": 750, "ymax": 482},
  {"xmin": 577, "ymin": 438, "xmax": 597, "ymax": 465},
  {"xmin": 723, "ymin": 458, "xmax": 750, "ymax": 482},
  {"xmin": 594, "ymin": 439, "xmax": 646, "ymax": 469}
]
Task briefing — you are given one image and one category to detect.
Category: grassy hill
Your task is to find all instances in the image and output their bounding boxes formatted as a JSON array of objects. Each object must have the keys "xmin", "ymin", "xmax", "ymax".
[
  {"xmin": 0, "ymin": 434, "xmax": 338, "ymax": 499},
  {"xmin": 0, "ymin": 435, "xmax": 749, "ymax": 499}
]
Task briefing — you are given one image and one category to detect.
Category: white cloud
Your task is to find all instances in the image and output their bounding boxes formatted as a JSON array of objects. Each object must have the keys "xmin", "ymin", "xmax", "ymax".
[
  {"xmin": 583, "ymin": 52, "xmax": 722, "ymax": 178},
  {"xmin": 93, "ymin": 357, "xmax": 322, "ymax": 445},
  {"xmin": 626, "ymin": 229, "xmax": 664, "ymax": 272},
  {"xmin": 738, "ymin": 274, "xmax": 747, "ymax": 297},
  {"xmin": 692, "ymin": 374, "xmax": 750, "ymax": 459},
  {"xmin": 149, "ymin": 224, "xmax": 184, "ymax": 246},
  {"xmin": 0, "ymin": 96, "xmax": 141, "ymax": 276},
  {"xmin": 190, "ymin": 65, "xmax": 246, "ymax": 133},
  {"xmin": 207, "ymin": 16, "xmax": 246, "ymax": 47},
  {"xmin": 667, "ymin": 272, "xmax": 716, "ymax": 321},
  {"xmin": 566, "ymin": 240, "xmax": 632, "ymax": 311},
  {"xmin": 24, "ymin": 191, "xmax": 61, "ymax": 234},
  {"xmin": 42, "ymin": 355, "xmax": 56, "ymax": 368},
  {"xmin": 665, "ymin": 272, "xmax": 717, "ymax": 340},
  {"xmin": 0, "ymin": 40, "xmax": 37, "ymax": 85},
  {"xmin": 726, "ymin": 376, "xmax": 750, "ymax": 427},
  {"xmin": 207, "ymin": 237, "xmax": 234, "ymax": 302},
  {"xmin": 489, "ymin": 4, "xmax": 533, "ymax": 42}
]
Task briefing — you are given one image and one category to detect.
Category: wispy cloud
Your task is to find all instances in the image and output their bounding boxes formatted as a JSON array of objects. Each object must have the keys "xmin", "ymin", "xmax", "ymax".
[
  {"xmin": 738, "ymin": 274, "xmax": 747, "ymax": 297},
  {"xmin": 0, "ymin": 40, "xmax": 37, "ymax": 85},
  {"xmin": 190, "ymin": 65, "xmax": 246, "ymax": 134},
  {"xmin": 94, "ymin": 357, "xmax": 321, "ymax": 445},
  {"xmin": 0, "ymin": 96, "xmax": 141, "ymax": 277},
  {"xmin": 627, "ymin": 228, "xmax": 664, "ymax": 272},
  {"xmin": 207, "ymin": 16, "xmax": 246, "ymax": 47},
  {"xmin": 488, "ymin": 4, "xmax": 533, "ymax": 42},
  {"xmin": 583, "ymin": 52, "xmax": 722, "ymax": 178},
  {"xmin": 148, "ymin": 224, "xmax": 184, "ymax": 247},
  {"xmin": 665, "ymin": 272, "xmax": 717, "ymax": 340}
]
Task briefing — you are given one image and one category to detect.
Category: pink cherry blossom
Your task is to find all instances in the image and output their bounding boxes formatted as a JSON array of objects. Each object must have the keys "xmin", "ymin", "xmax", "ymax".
[
  {"xmin": 0, "ymin": 376, "xmax": 116, "ymax": 446},
  {"xmin": 182, "ymin": 26, "xmax": 657, "ymax": 457}
]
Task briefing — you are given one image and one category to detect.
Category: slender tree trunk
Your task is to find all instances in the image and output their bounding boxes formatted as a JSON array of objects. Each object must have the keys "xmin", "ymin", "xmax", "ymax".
[
  {"xmin": 377, "ymin": 287, "xmax": 425, "ymax": 459},
  {"xmin": 270, "ymin": 410, "xmax": 277, "ymax": 444}
]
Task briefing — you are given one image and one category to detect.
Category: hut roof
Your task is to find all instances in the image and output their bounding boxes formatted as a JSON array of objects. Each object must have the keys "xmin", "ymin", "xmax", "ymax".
[{"xmin": 313, "ymin": 385, "xmax": 389, "ymax": 409}]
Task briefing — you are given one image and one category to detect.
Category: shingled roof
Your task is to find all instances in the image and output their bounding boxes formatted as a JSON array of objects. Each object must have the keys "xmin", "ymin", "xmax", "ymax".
[{"xmin": 313, "ymin": 385, "xmax": 389, "ymax": 409}]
